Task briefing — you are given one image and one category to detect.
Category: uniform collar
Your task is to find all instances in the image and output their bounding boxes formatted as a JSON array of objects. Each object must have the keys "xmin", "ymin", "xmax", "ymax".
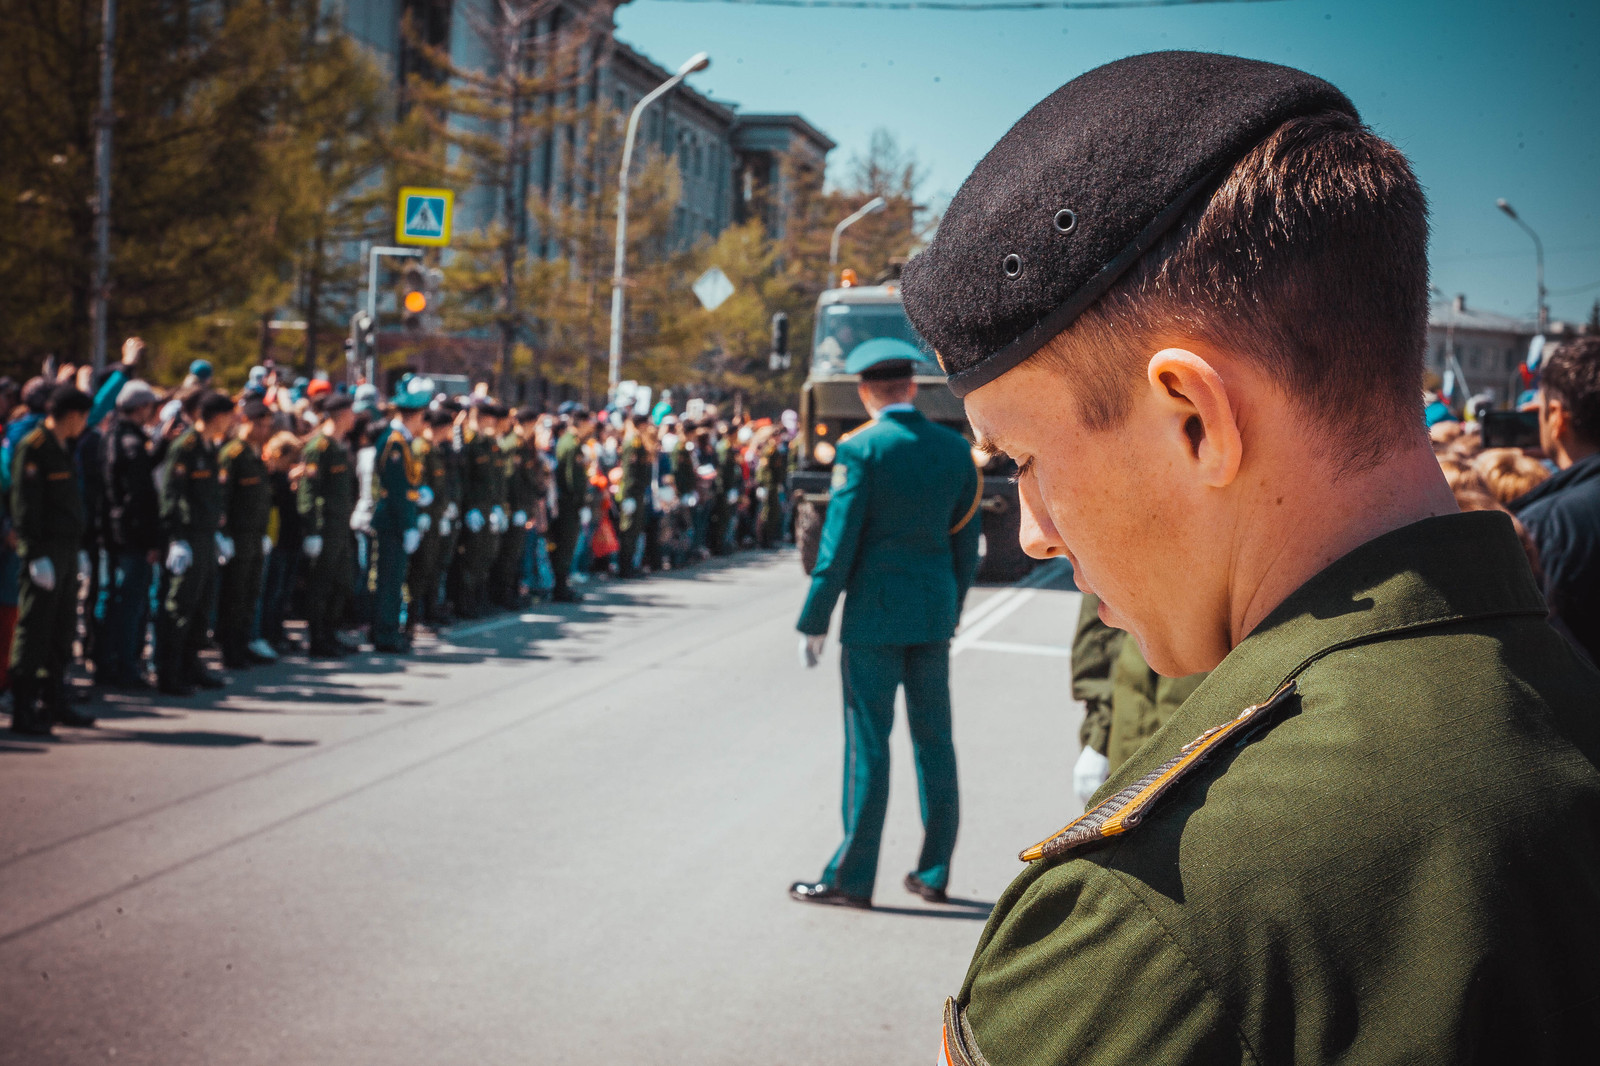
[
  {"xmin": 1098, "ymin": 511, "xmax": 1548, "ymax": 791},
  {"xmin": 875, "ymin": 403, "xmax": 920, "ymax": 418}
]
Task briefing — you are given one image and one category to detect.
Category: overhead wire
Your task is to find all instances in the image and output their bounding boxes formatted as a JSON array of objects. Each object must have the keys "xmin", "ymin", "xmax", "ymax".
[{"xmin": 645, "ymin": 0, "xmax": 1285, "ymax": 11}]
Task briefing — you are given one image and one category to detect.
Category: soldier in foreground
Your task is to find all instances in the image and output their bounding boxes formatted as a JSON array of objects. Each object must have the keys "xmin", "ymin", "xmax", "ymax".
[
  {"xmin": 8, "ymin": 386, "xmax": 94, "ymax": 735},
  {"xmin": 790, "ymin": 338, "xmax": 982, "ymax": 909},
  {"xmin": 900, "ymin": 51, "xmax": 1600, "ymax": 1063}
]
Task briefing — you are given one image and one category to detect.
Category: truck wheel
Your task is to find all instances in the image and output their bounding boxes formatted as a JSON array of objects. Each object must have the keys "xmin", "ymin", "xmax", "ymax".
[{"xmin": 796, "ymin": 496, "xmax": 826, "ymax": 575}]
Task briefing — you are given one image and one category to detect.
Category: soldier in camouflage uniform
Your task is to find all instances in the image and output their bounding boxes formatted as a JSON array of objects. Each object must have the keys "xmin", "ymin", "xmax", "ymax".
[
  {"xmin": 297, "ymin": 393, "xmax": 357, "ymax": 657},
  {"xmin": 452, "ymin": 399, "xmax": 508, "ymax": 619},
  {"xmin": 8, "ymin": 386, "xmax": 94, "ymax": 735},
  {"xmin": 407, "ymin": 406, "xmax": 456, "ymax": 628},
  {"xmin": 155, "ymin": 391, "xmax": 234, "ymax": 694},
  {"xmin": 216, "ymin": 400, "xmax": 276, "ymax": 668}
]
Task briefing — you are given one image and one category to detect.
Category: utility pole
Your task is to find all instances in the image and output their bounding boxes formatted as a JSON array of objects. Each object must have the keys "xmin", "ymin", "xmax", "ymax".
[
  {"xmin": 1496, "ymin": 198, "xmax": 1548, "ymax": 333},
  {"xmin": 89, "ymin": 0, "xmax": 117, "ymax": 371},
  {"xmin": 609, "ymin": 52, "xmax": 710, "ymax": 400}
]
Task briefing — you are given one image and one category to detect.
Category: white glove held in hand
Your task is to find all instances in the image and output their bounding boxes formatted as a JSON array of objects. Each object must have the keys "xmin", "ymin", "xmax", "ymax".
[
  {"xmin": 262, "ymin": 535, "xmax": 273, "ymax": 554},
  {"xmin": 417, "ymin": 485, "xmax": 434, "ymax": 509},
  {"xmin": 512, "ymin": 510, "xmax": 527, "ymax": 527},
  {"xmin": 27, "ymin": 557, "xmax": 55, "ymax": 591},
  {"xmin": 580, "ymin": 507, "xmax": 592, "ymax": 526},
  {"xmin": 215, "ymin": 531, "xmax": 235, "ymax": 564},
  {"xmin": 444, "ymin": 502, "xmax": 459, "ymax": 521},
  {"xmin": 302, "ymin": 535, "xmax": 324, "ymax": 560},
  {"xmin": 726, "ymin": 488, "xmax": 739, "ymax": 505},
  {"xmin": 403, "ymin": 528, "xmax": 422, "ymax": 555},
  {"xmin": 465, "ymin": 508, "xmax": 485, "ymax": 533},
  {"xmin": 416, "ymin": 514, "xmax": 431, "ymax": 534},
  {"xmin": 620, "ymin": 498, "xmax": 637, "ymax": 517},
  {"xmin": 166, "ymin": 540, "xmax": 193, "ymax": 575},
  {"xmin": 756, "ymin": 486, "xmax": 768, "ymax": 502},
  {"xmin": 1073, "ymin": 746, "xmax": 1111, "ymax": 805},
  {"xmin": 489, "ymin": 506, "xmax": 508, "ymax": 533},
  {"xmin": 798, "ymin": 633, "xmax": 825, "ymax": 669}
]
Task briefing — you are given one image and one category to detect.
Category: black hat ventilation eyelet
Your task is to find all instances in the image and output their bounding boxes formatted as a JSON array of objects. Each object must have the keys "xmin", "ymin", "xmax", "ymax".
[
  {"xmin": 1054, "ymin": 208, "xmax": 1077, "ymax": 234},
  {"xmin": 1002, "ymin": 253, "xmax": 1023, "ymax": 279}
]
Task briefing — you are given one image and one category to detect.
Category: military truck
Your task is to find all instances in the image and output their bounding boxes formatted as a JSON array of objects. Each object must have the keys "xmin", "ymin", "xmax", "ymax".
[{"xmin": 788, "ymin": 280, "xmax": 1034, "ymax": 581}]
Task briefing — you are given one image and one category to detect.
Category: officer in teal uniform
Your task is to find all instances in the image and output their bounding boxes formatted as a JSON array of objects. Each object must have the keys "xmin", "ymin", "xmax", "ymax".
[
  {"xmin": 790, "ymin": 338, "xmax": 983, "ymax": 909},
  {"xmin": 368, "ymin": 376, "xmax": 431, "ymax": 652}
]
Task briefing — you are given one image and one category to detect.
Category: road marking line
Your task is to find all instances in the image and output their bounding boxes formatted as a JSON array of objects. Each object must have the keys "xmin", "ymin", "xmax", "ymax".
[
  {"xmin": 446, "ymin": 612, "xmax": 564, "ymax": 638},
  {"xmin": 966, "ymin": 640, "xmax": 1072, "ymax": 658},
  {"xmin": 953, "ymin": 590, "xmax": 1036, "ymax": 655}
]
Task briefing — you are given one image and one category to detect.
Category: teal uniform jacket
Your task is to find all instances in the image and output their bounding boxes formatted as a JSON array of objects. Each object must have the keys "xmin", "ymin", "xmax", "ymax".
[
  {"xmin": 797, "ymin": 407, "xmax": 981, "ymax": 645},
  {"xmin": 369, "ymin": 424, "xmax": 420, "ymax": 538}
]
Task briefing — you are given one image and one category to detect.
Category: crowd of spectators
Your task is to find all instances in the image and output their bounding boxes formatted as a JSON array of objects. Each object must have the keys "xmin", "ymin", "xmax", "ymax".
[
  {"xmin": 1430, "ymin": 335, "xmax": 1600, "ymax": 668},
  {"xmin": 2, "ymin": 337, "xmax": 799, "ymax": 737}
]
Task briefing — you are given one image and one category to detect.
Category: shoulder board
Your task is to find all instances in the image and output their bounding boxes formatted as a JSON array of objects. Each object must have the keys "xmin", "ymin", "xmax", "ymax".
[
  {"xmin": 836, "ymin": 420, "xmax": 875, "ymax": 446},
  {"xmin": 22, "ymin": 426, "xmax": 46, "ymax": 447},
  {"xmin": 220, "ymin": 440, "xmax": 243, "ymax": 459},
  {"xmin": 1019, "ymin": 680, "xmax": 1298, "ymax": 863}
]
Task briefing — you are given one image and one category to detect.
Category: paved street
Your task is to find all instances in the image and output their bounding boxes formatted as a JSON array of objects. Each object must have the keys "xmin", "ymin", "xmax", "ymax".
[{"xmin": 1, "ymin": 552, "xmax": 1083, "ymax": 1065}]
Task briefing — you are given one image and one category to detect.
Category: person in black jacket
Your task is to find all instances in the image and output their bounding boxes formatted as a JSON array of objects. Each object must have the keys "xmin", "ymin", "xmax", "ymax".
[
  {"xmin": 99, "ymin": 381, "xmax": 164, "ymax": 688},
  {"xmin": 1513, "ymin": 335, "xmax": 1600, "ymax": 666}
]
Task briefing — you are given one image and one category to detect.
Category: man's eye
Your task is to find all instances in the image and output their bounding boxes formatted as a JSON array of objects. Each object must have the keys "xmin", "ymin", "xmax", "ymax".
[{"xmin": 1009, "ymin": 457, "xmax": 1035, "ymax": 484}]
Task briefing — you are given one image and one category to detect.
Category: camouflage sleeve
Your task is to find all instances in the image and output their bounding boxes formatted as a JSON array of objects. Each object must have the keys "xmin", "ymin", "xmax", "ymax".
[{"xmin": 1073, "ymin": 592, "xmax": 1124, "ymax": 756}]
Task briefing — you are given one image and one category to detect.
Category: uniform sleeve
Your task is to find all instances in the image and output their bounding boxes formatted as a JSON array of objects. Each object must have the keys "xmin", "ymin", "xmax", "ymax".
[
  {"xmin": 962, "ymin": 865, "xmax": 1242, "ymax": 1066},
  {"xmin": 1073, "ymin": 593, "xmax": 1125, "ymax": 755},
  {"xmin": 159, "ymin": 442, "xmax": 192, "ymax": 542},
  {"xmin": 12, "ymin": 443, "xmax": 44, "ymax": 559},
  {"xmin": 795, "ymin": 447, "xmax": 869, "ymax": 636},
  {"xmin": 950, "ymin": 459, "xmax": 982, "ymax": 611},
  {"xmin": 297, "ymin": 443, "xmax": 324, "ymax": 536}
]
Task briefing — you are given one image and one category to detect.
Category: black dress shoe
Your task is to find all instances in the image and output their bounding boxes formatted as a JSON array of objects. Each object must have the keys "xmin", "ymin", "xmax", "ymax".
[
  {"xmin": 188, "ymin": 670, "xmax": 226, "ymax": 690},
  {"xmin": 551, "ymin": 587, "xmax": 582, "ymax": 603},
  {"xmin": 788, "ymin": 881, "xmax": 871, "ymax": 909},
  {"xmin": 904, "ymin": 872, "xmax": 949, "ymax": 904},
  {"xmin": 158, "ymin": 679, "xmax": 196, "ymax": 697}
]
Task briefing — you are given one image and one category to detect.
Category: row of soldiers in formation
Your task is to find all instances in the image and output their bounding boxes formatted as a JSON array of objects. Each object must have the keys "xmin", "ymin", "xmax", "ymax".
[{"xmin": 4, "ymin": 370, "xmax": 795, "ymax": 737}]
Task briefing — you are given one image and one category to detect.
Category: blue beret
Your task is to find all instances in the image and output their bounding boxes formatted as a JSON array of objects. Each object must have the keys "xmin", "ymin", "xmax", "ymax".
[
  {"xmin": 844, "ymin": 337, "xmax": 925, "ymax": 380},
  {"xmin": 902, "ymin": 51, "xmax": 1356, "ymax": 398}
]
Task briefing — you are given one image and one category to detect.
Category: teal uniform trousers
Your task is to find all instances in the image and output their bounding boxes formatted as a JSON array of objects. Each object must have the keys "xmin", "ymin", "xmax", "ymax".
[{"xmin": 797, "ymin": 407, "xmax": 982, "ymax": 898}]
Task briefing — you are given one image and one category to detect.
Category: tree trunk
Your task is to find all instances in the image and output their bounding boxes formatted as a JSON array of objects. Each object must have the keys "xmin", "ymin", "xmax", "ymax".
[{"xmin": 302, "ymin": 235, "xmax": 322, "ymax": 377}]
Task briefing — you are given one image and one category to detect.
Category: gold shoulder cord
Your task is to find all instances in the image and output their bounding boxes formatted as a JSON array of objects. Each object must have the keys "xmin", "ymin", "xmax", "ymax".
[
  {"xmin": 950, "ymin": 460, "xmax": 983, "ymax": 536},
  {"xmin": 1021, "ymin": 680, "xmax": 1299, "ymax": 863}
]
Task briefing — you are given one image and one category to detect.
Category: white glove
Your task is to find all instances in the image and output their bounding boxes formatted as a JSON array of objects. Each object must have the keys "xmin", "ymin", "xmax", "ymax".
[
  {"xmin": 262, "ymin": 535, "xmax": 273, "ymax": 554},
  {"xmin": 620, "ymin": 498, "xmax": 637, "ymax": 517},
  {"xmin": 726, "ymin": 488, "xmax": 739, "ymax": 505},
  {"xmin": 350, "ymin": 510, "xmax": 372, "ymax": 534},
  {"xmin": 466, "ymin": 508, "xmax": 485, "ymax": 533},
  {"xmin": 302, "ymin": 535, "xmax": 324, "ymax": 559},
  {"xmin": 27, "ymin": 557, "xmax": 56, "ymax": 591},
  {"xmin": 490, "ymin": 506, "xmax": 508, "ymax": 533},
  {"xmin": 416, "ymin": 513, "xmax": 431, "ymax": 534},
  {"xmin": 78, "ymin": 550, "xmax": 91, "ymax": 576},
  {"xmin": 580, "ymin": 507, "xmax": 592, "ymax": 526},
  {"xmin": 756, "ymin": 486, "xmax": 769, "ymax": 501},
  {"xmin": 1074, "ymin": 746, "xmax": 1111, "ymax": 805},
  {"xmin": 444, "ymin": 502, "xmax": 459, "ymax": 521},
  {"xmin": 403, "ymin": 528, "xmax": 422, "ymax": 555},
  {"xmin": 683, "ymin": 491, "xmax": 698, "ymax": 508},
  {"xmin": 512, "ymin": 510, "xmax": 527, "ymax": 527},
  {"xmin": 417, "ymin": 485, "xmax": 435, "ymax": 509},
  {"xmin": 799, "ymin": 633, "xmax": 825, "ymax": 669},
  {"xmin": 215, "ymin": 531, "xmax": 235, "ymax": 564},
  {"xmin": 439, "ymin": 517, "xmax": 453, "ymax": 536},
  {"xmin": 166, "ymin": 540, "xmax": 193, "ymax": 575}
]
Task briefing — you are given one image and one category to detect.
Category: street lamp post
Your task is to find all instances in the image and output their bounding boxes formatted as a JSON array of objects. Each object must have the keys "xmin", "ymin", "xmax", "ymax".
[
  {"xmin": 830, "ymin": 196, "xmax": 886, "ymax": 286},
  {"xmin": 1496, "ymin": 198, "xmax": 1548, "ymax": 333},
  {"xmin": 89, "ymin": 0, "xmax": 116, "ymax": 371},
  {"xmin": 363, "ymin": 244, "xmax": 422, "ymax": 385},
  {"xmin": 608, "ymin": 52, "xmax": 710, "ymax": 400}
]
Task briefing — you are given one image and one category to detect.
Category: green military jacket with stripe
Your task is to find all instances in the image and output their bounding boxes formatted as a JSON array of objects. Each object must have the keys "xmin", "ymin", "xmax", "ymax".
[
  {"xmin": 797, "ymin": 407, "xmax": 982, "ymax": 646},
  {"xmin": 943, "ymin": 511, "xmax": 1600, "ymax": 1066}
]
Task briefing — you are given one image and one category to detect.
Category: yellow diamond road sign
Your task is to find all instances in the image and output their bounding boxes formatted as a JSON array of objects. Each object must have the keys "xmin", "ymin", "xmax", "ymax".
[{"xmin": 397, "ymin": 187, "xmax": 453, "ymax": 247}]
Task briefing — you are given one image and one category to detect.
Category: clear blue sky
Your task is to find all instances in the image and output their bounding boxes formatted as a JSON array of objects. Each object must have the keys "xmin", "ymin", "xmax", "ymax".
[{"xmin": 616, "ymin": 0, "xmax": 1599, "ymax": 324}]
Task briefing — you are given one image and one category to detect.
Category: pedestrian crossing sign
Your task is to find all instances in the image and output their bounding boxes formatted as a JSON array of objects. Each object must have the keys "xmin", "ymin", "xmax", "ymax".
[{"xmin": 397, "ymin": 187, "xmax": 453, "ymax": 247}]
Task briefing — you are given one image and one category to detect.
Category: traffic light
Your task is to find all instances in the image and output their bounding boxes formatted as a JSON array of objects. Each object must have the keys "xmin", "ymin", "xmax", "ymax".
[
  {"xmin": 349, "ymin": 311, "xmax": 375, "ymax": 364},
  {"xmin": 401, "ymin": 263, "xmax": 428, "ymax": 330}
]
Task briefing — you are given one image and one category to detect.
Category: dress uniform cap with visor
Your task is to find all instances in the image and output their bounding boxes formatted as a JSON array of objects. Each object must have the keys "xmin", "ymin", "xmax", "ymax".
[
  {"xmin": 845, "ymin": 337, "xmax": 925, "ymax": 382},
  {"xmin": 900, "ymin": 51, "xmax": 1357, "ymax": 398}
]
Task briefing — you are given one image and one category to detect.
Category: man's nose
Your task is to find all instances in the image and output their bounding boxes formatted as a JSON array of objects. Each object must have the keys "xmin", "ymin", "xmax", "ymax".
[{"xmin": 1016, "ymin": 480, "xmax": 1066, "ymax": 560}]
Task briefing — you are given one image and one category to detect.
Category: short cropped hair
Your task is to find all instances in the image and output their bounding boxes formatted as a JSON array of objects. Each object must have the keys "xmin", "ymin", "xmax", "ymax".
[
  {"xmin": 48, "ymin": 385, "xmax": 92, "ymax": 418},
  {"xmin": 1035, "ymin": 110, "xmax": 1429, "ymax": 471},
  {"xmin": 1543, "ymin": 336, "xmax": 1600, "ymax": 446}
]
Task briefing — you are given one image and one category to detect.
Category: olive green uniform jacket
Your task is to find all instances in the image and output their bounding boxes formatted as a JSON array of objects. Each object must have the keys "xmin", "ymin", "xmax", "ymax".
[
  {"xmin": 10, "ymin": 426, "xmax": 86, "ymax": 678},
  {"xmin": 946, "ymin": 512, "xmax": 1600, "ymax": 1066}
]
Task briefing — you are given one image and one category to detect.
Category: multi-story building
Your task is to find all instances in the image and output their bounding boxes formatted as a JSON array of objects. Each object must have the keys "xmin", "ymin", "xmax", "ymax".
[{"xmin": 1427, "ymin": 294, "xmax": 1536, "ymax": 404}]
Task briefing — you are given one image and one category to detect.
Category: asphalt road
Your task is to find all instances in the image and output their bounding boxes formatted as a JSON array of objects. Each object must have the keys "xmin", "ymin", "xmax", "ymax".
[{"xmin": 0, "ymin": 550, "xmax": 1084, "ymax": 1065}]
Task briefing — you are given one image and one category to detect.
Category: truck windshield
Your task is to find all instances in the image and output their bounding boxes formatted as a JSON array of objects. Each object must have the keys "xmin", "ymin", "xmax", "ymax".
[{"xmin": 811, "ymin": 303, "xmax": 939, "ymax": 375}]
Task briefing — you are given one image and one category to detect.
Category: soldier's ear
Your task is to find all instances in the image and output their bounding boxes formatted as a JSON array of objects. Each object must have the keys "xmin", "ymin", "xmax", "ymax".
[{"xmin": 1146, "ymin": 348, "xmax": 1242, "ymax": 490}]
